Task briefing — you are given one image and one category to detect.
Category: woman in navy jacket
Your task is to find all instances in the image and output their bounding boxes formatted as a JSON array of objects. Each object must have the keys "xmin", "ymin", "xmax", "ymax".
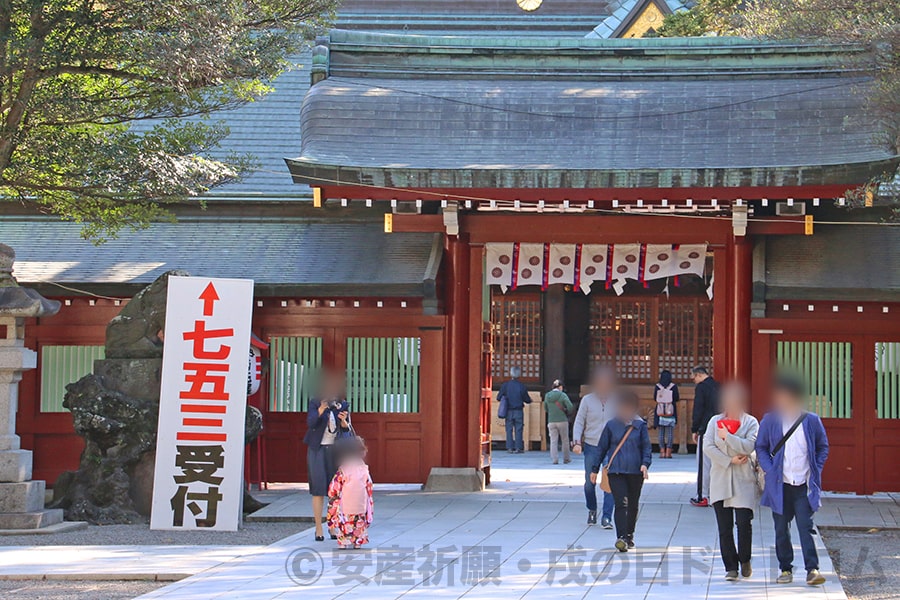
[
  {"xmin": 304, "ymin": 373, "xmax": 350, "ymax": 541},
  {"xmin": 591, "ymin": 391, "xmax": 652, "ymax": 552}
]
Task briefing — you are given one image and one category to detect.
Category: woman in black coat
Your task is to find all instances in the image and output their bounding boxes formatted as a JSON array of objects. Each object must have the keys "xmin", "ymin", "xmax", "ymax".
[{"xmin": 304, "ymin": 373, "xmax": 350, "ymax": 541}]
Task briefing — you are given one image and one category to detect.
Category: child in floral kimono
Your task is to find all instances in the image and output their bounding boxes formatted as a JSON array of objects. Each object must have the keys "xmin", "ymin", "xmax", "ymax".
[{"xmin": 326, "ymin": 437, "xmax": 373, "ymax": 548}]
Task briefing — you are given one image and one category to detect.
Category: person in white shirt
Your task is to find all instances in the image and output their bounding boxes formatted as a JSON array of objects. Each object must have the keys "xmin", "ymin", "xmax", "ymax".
[{"xmin": 756, "ymin": 374, "xmax": 829, "ymax": 587}]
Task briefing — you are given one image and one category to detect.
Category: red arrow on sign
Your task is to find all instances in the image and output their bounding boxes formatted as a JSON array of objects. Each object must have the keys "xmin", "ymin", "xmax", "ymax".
[{"xmin": 198, "ymin": 282, "xmax": 220, "ymax": 316}]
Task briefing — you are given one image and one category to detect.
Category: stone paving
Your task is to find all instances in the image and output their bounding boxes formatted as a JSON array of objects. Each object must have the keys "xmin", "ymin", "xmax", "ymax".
[
  {"xmin": 0, "ymin": 545, "xmax": 266, "ymax": 581},
  {"xmin": 816, "ymin": 494, "xmax": 900, "ymax": 530},
  {"xmin": 137, "ymin": 453, "xmax": 849, "ymax": 599}
]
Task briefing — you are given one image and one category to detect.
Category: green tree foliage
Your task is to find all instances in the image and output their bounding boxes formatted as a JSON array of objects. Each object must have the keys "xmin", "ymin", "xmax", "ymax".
[
  {"xmin": 0, "ymin": 1, "xmax": 337, "ymax": 240},
  {"xmin": 656, "ymin": 0, "xmax": 743, "ymax": 37},
  {"xmin": 741, "ymin": 0, "xmax": 900, "ymax": 154},
  {"xmin": 658, "ymin": 0, "xmax": 899, "ymax": 157}
]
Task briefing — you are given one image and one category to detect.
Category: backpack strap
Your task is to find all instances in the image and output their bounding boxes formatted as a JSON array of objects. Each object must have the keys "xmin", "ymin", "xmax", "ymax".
[
  {"xmin": 770, "ymin": 413, "xmax": 807, "ymax": 459},
  {"xmin": 607, "ymin": 425, "xmax": 634, "ymax": 469}
]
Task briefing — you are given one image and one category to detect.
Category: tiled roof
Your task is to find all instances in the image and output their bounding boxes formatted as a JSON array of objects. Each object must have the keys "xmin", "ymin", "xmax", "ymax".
[
  {"xmin": 197, "ymin": 53, "xmax": 311, "ymax": 200},
  {"xmin": 287, "ymin": 33, "xmax": 898, "ymax": 191},
  {"xmin": 337, "ymin": 1, "xmax": 612, "ymax": 16},
  {"xmin": 297, "ymin": 76, "xmax": 883, "ymax": 171},
  {"xmin": 2, "ymin": 217, "xmax": 441, "ymax": 297},
  {"xmin": 335, "ymin": 0, "xmax": 613, "ymax": 36},
  {"xmin": 176, "ymin": 4, "xmax": 620, "ymax": 201}
]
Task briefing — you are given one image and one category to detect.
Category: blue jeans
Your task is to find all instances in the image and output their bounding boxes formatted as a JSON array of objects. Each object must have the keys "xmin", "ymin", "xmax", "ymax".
[
  {"xmin": 658, "ymin": 425, "xmax": 674, "ymax": 449},
  {"xmin": 583, "ymin": 442, "xmax": 614, "ymax": 519},
  {"xmin": 773, "ymin": 483, "xmax": 819, "ymax": 573},
  {"xmin": 505, "ymin": 409, "xmax": 524, "ymax": 452}
]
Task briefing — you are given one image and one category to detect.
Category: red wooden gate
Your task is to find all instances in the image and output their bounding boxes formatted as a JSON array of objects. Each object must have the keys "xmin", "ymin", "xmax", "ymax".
[
  {"xmin": 753, "ymin": 312, "xmax": 900, "ymax": 494},
  {"xmin": 258, "ymin": 323, "xmax": 444, "ymax": 484}
]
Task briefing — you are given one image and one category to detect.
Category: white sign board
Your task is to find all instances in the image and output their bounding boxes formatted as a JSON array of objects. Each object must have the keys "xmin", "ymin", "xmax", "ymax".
[{"xmin": 150, "ymin": 276, "xmax": 254, "ymax": 531}]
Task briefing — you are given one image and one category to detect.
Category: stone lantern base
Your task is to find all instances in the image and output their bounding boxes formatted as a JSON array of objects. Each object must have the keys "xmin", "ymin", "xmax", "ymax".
[{"xmin": 0, "ymin": 243, "xmax": 85, "ymax": 534}]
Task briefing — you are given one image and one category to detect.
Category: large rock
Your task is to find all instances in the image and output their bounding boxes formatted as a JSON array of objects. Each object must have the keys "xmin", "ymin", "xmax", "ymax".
[
  {"xmin": 105, "ymin": 270, "xmax": 188, "ymax": 359},
  {"xmin": 50, "ymin": 370, "xmax": 160, "ymax": 523}
]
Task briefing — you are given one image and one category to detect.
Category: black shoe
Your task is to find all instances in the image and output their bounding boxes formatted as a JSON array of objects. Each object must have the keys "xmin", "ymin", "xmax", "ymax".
[
  {"xmin": 330, "ymin": 534, "xmax": 338, "ymax": 540},
  {"xmin": 600, "ymin": 517, "xmax": 613, "ymax": 529},
  {"xmin": 587, "ymin": 510, "xmax": 597, "ymax": 525},
  {"xmin": 725, "ymin": 570, "xmax": 739, "ymax": 582},
  {"xmin": 626, "ymin": 538, "xmax": 635, "ymax": 549},
  {"xmin": 315, "ymin": 535, "xmax": 324, "ymax": 542}
]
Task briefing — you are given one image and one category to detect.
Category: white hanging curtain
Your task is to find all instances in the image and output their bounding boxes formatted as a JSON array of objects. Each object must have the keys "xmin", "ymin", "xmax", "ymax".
[{"xmin": 485, "ymin": 242, "xmax": 708, "ymax": 295}]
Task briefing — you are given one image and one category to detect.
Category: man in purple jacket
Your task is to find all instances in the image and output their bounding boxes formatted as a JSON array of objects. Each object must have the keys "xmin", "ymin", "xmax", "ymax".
[{"xmin": 755, "ymin": 374, "xmax": 829, "ymax": 586}]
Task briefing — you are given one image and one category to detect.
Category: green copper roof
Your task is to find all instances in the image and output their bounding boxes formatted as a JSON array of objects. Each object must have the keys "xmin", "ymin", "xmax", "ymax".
[{"xmin": 286, "ymin": 31, "xmax": 898, "ymax": 192}]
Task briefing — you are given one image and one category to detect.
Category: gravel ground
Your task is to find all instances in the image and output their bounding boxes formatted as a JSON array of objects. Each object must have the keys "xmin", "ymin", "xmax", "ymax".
[
  {"xmin": 821, "ymin": 529, "xmax": 900, "ymax": 600},
  {"xmin": 0, "ymin": 521, "xmax": 310, "ymax": 547},
  {"xmin": 0, "ymin": 580, "xmax": 166, "ymax": 599}
]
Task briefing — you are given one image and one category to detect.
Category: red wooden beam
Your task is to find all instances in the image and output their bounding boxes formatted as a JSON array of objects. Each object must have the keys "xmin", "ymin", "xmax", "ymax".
[
  {"xmin": 460, "ymin": 213, "xmax": 734, "ymax": 244},
  {"xmin": 388, "ymin": 213, "xmax": 444, "ymax": 233}
]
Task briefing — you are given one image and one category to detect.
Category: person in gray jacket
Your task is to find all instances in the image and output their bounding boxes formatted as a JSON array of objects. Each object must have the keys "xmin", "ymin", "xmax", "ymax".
[
  {"xmin": 572, "ymin": 365, "xmax": 619, "ymax": 528},
  {"xmin": 704, "ymin": 382, "xmax": 760, "ymax": 582}
]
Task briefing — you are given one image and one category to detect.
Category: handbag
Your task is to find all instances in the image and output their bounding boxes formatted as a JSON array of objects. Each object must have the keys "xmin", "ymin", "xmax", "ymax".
[
  {"xmin": 754, "ymin": 413, "xmax": 807, "ymax": 493},
  {"xmin": 498, "ymin": 394, "xmax": 508, "ymax": 420},
  {"xmin": 599, "ymin": 425, "xmax": 634, "ymax": 494}
]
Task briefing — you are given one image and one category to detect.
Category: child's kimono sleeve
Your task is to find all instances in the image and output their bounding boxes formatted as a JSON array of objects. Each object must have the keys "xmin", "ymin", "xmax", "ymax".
[
  {"xmin": 326, "ymin": 468, "xmax": 344, "ymax": 522},
  {"xmin": 365, "ymin": 476, "xmax": 374, "ymax": 524}
]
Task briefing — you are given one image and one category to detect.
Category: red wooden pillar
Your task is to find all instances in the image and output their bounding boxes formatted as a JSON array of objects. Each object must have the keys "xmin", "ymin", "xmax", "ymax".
[
  {"xmin": 731, "ymin": 237, "xmax": 753, "ymax": 383},
  {"xmin": 444, "ymin": 234, "xmax": 485, "ymax": 470},
  {"xmin": 712, "ymin": 246, "xmax": 731, "ymax": 382},
  {"xmin": 467, "ymin": 243, "xmax": 485, "ymax": 470},
  {"xmin": 444, "ymin": 234, "xmax": 470, "ymax": 468}
]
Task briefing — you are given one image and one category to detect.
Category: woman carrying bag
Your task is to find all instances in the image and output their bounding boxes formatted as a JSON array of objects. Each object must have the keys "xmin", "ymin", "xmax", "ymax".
[
  {"xmin": 590, "ymin": 392, "xmax": 652, "ymax": 552},
  {"xmin": 703, "ymin": 382, "xmax": 760, "ymax": 582},
  {"xmin": 304, "ymin": 372, "xmax": 351, "ymax": 542}
]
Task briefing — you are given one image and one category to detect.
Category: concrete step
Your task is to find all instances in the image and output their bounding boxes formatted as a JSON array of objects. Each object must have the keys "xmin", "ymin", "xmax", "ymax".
[
  {"xmin": 0, "ymin": 508, "xmax": 64, "ymax": 530},
  {"xmin": 0, "ymin": 518, "xmax": 87, "ymax": 536}
]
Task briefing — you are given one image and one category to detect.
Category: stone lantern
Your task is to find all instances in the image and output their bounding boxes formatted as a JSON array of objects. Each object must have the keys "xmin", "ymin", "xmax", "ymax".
[{"xmin": 0, "ymin": 243, "xmax": 71, "ymax": 530}]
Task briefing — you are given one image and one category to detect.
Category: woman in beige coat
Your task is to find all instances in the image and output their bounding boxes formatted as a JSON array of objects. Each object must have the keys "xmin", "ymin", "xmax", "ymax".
[{"xmin": 704, "ymin": 382, "xmax": 760, "ymax": 582}]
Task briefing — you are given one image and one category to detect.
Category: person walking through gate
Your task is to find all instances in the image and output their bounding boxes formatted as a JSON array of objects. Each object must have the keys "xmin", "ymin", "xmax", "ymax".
[
  {"xmin": 652, "ymin": 369, "xmax": 679, "ymax": 459},
  {"xmin": 499, "ymin": 366, "xmax": 532, "ymax": 453},
  {"xmin": 544, "ymin": 379, "xmax": 573, "ymax": 465},
  {"xmin": 756, "ymin": 374, "xmax": 829, "ymax": 586},
  {"xmin": 589, "ymin": 391, "xmax": 651, "ymax": 552},
  {"xmin": 573, "ymin": 365, "xmax": 619, "ymax": 528},
  {"xmin": 690, "ymin": 366, "xmax": 720, "ymax": 507},
  {"xmin": 704, "ymin": 382, "xmax": 760, "ymax": 582}
]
